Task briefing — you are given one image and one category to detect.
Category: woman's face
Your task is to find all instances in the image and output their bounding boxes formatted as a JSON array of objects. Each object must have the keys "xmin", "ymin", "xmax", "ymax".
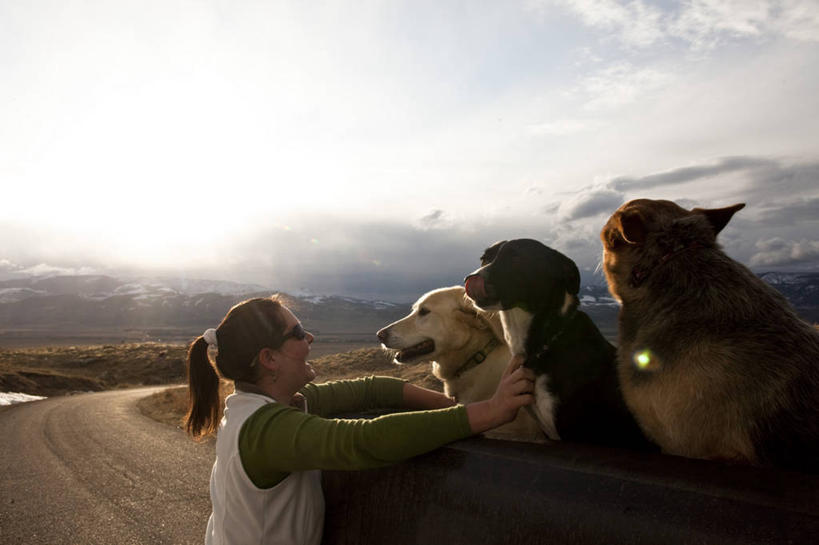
[{"xmin": 274, "ymin": 306, "xmax": 317, "ymax": 387}]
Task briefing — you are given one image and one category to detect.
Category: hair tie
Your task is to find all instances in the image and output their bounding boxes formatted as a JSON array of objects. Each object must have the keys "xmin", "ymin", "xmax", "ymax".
[{"xmin": 203, "ymin": 328, "xmax": 218, "ymax": 348}]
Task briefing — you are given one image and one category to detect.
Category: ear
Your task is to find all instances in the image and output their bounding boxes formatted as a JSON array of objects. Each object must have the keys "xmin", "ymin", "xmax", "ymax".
[
  {"xmin": 692, "ymin": 203, "xmax": 745, "ymax": 235},
  {"xmin": 257, "ymin": 347, "xmax": 279, "ymax": 372},
  {"xmin": 618, "ymin": 209, "xmax": 647, "ymax": 245},
  {"xmin": 457, "ymin": 295, "xmax": 489, "ymax": 330},
  {"xmin": 561, "ymin": 257, "xmax": 581, "ymax": 296},
  {"xmin": 480, "ymin": 240, "xmax": 506, "ymax": 266},
  {"xmin": 454, "ymin": 308, "xmax": 488, "ymax": 330}
]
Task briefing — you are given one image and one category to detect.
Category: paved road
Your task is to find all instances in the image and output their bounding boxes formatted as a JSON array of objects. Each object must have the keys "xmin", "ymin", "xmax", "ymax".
[{"xmin": 0, "ymin": 388, "xmax": 213, "ymax": 544}]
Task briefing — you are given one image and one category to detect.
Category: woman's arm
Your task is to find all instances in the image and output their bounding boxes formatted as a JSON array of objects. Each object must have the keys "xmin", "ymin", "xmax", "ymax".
[
  {"xmin": 240, "ymin": 356, "xmax": 535, "ymax": 487},
  {"xmin": 401, "ymin": 383, "xmax": 456, "ymax": 410},
  {"xmin": 239, "ymin": 403, "xmax": 473, "ymax": 488},
  {"xmin": 300, "ymin": 376, "xmax": 407, "ymax": 417}
]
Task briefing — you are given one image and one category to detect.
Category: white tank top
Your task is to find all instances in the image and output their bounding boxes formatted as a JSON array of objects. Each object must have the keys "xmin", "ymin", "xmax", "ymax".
[{"xmin": 205, "ymin": 391, "xmax": 324, "ymax": 545}]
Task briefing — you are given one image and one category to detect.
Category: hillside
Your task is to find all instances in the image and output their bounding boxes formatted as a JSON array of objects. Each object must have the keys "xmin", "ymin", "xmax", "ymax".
[
  {"xmin": 0, "ymin": 274, "xmax": 410, "ymax": 346},
  {"xmin": 0, "ymin": 342, "xmax": 438, "ymax": 401},
  {"xmin": 1, "ymin": 272, "xmax": 817, "ymax": 349}
]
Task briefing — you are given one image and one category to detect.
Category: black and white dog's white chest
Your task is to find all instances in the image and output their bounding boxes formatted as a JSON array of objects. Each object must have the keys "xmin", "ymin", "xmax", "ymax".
[{"xmin": 500, "ymin": 308, "xmax": 561, "ymax": 440}]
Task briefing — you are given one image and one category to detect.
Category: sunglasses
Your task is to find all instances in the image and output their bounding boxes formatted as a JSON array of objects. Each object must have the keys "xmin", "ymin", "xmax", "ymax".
[{"xmin": 280, "ymin": 323, "xmax": 308, "ymax": 344}]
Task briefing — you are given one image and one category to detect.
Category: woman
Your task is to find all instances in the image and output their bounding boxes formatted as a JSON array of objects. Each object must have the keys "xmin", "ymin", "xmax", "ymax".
[{"xmin": 186, "ymin": 295, "xmax": 534, "ymax": 545}]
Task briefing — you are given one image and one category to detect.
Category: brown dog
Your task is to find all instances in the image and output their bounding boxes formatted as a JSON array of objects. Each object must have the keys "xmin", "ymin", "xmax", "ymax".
[{"xmin": 601, "ymin": 199, "xmax": 819, "ymax": 472}]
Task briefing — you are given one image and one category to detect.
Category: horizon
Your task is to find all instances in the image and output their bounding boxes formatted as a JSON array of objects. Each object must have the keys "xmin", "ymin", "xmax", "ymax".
[
  {"xmin": 2, "ymin": 1, "xmax": 817, "ymax": 300},
  {"xmin": 2, "ymin": 266, "xmax": 819, "ymax": 305}
]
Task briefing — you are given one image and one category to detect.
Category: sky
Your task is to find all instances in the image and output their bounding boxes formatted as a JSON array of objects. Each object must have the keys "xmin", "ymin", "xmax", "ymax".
[{"xmin": 2, "ymin": 0, "xmax": 818, "ymax": 301}]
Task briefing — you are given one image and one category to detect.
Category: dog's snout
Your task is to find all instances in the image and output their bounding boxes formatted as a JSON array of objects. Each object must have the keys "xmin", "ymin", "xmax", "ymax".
[
  {"xmin": 464, "ymin": 267, "xmax": 483, "ymax": 283},
  {"xmin": 464, "ymin": 273, "xmax": 488, "ymax": 302},
  {"xmin": 376, "ymin": 328, "xmax": 389, "ymax": 344}
]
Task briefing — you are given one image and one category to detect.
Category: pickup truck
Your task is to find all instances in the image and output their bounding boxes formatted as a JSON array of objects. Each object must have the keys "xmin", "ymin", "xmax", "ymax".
[{"xmin": 322, "ymin": 435, "xmax": 818, "ymax": 544}]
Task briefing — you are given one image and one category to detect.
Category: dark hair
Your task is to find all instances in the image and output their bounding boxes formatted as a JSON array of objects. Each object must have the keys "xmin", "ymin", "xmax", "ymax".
[{"xmin": 184, "ymin": 295, "xmax": 289, "ymax": 439}]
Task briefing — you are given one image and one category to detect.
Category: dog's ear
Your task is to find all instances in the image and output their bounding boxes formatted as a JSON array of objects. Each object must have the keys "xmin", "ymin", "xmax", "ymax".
[
  {"xmin": 617, "ymin": 209, "xmax": 647, "ymax": 245},
  {"xmin": 454, "ymin": 308, "xmax": 489, "ymax": 330},
  {"xmin": 457, "ymin": 294, "xmax": 490, "ymax": 330},
  {"xmin": 564, "ymin": 258, "xmax": 580, "ymax": 296},
  {"xmin": 480, "ymin": 240, "xmax": 506, "ymax": 266},
  {"xmin": 692, "ymin": 203, "xmax": 745, "ymax": 236}
]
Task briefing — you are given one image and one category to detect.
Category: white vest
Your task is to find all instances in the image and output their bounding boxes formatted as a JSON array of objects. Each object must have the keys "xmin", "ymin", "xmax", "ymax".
[{"xmin": 205, "ymin": 391, "xmax": 324, "ymax": 545}]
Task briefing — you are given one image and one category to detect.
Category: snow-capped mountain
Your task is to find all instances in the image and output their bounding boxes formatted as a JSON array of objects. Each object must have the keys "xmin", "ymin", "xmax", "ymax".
[
  {"xmin": 0, "ymin": 275, "xmax": 269, "ymax": 303},
  {"xmin": 0, "ymin": 271, "xmax": 816, "ymax": 344},
  {"xmin": 0, "ymin": 275, "xmax": 410, "ymax": 343},
  {"xmin": 578, "ymin": 284, "xmax": 620, "ymax": 307},
  {"xmin": 757, "ymin": 272, "xmax": 819, "ymax": 309}
]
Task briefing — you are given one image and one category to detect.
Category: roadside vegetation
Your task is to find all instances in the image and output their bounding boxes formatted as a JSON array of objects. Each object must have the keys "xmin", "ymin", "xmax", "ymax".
[{"xmin": 0, "ymin": 342, "xmax": 439, "ymax": 429}]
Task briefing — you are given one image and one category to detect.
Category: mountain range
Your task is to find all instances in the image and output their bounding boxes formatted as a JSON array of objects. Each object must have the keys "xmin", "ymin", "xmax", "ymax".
[
  {"xmin": 0, "ymin": 275, "xmax": 407, "ymax": 345},
  {"xmin": 0, "ymin": 272, "xmax": 817, "ymax": 345}
]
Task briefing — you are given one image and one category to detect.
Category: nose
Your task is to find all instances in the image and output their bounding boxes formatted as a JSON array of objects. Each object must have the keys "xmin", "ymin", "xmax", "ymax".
[
  {"xmin": 306, "ymin": 331, "xmax": 314, "ymax": 344},
  {"xmin": 463, "ymin": 265, "xmax": 483, "ymax": 283},
  {"xmin": 376, "ymin": 328, "xmax": 389, "ymax": 344}
]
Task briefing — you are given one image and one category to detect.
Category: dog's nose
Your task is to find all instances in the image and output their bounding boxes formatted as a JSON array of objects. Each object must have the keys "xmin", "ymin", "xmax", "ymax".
[
  {"xmin": 464, "ymin": 266, "xmax": 482, "ymax": 284},
  {"xmin": 376, "ymin": 328, "xmax": 389, "ymax": 344}
]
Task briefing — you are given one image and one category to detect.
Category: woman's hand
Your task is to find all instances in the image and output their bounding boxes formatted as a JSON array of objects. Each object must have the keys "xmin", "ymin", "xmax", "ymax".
[{"xmin": 465, "ymin": 355, "xmax": 535, "ymax": 434}]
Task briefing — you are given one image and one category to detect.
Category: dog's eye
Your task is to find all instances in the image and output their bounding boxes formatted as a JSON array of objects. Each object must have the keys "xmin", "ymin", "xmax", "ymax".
[{"xmin": 418, "ymin": 308, "xmax": 430, "ymax": 317}]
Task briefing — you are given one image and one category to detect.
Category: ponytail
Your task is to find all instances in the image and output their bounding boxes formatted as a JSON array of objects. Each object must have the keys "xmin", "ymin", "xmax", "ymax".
[
  {"xmin": 184, "ymin": 295, "xmax": 286, "ymax": 440},
  {"xmin": 185, "ymin": 336, "xmax": 221, "ymax": 440}
]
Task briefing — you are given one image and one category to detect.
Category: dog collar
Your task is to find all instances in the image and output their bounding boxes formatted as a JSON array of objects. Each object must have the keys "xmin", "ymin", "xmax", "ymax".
[
  {"xmin": 532, "ymin": 307, "xmax": 577, "ymax": 359},
  {"xmin": 453, "ymin": 337, "xmax": 502, "ymax": 379},
  {"xmin": 630, "ymin": 242, "xmax": 702, "ymax": 288}
]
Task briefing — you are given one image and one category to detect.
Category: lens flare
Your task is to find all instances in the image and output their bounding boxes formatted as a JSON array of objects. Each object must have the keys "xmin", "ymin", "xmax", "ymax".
[{"xmin": 633, "ymin": 349, "xmax": 656, "ymax": 371}]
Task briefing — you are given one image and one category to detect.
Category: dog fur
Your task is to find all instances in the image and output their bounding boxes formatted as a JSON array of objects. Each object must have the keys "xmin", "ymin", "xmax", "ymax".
[
  {"xmin": 376, "ymin": 286, "xmax": 544, "ymax": 442},
  {"xmin": 465, "ymin": 239, "xmax": 655, "ymax": 450},
  {"xmin": 601, "ymin": 199, "xmax": 819, "ymax": 472}
]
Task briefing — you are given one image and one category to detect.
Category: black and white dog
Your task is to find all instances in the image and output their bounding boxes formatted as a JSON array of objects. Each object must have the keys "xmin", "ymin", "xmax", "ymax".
[{"xmin": 465, "ymin": 239, "xmax": 654, "ymax": 450}]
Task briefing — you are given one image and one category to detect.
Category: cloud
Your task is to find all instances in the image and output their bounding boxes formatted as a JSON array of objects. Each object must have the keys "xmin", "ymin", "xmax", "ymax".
[
  {"xmin": 552, "ymin": 155, "xmax": 819, "ymax": 274},
  {"xmin": 750, "ymin": 237, "xmax": 819, "ymax": 267},
  {"xmin": 670, "ymin": 0, "xmax": 819, "ymax": 48},
  {"xmin": 542, "ymin": 0, "xmax": 819, "ymax": 49},
  {"xmin": 745, "ymin": 160, "xmax": 819, "ymax": 194},
  {"xmin": 670, "ymin": 0, "xmax": 772, "ymax": 48},
  {"xmin": 775, "ymin": 0, "xmax": 819, "ymax": 42},
  {"xmin": 758, "ymin": 197, "xmax": 819, "ymax": 226},
  {"xmin": 417, "ymin": 209, "xmax": 448, "ymax": 229},
  {"xmin": 579, "ymin": 63, "xmax": 674, "ymax": 111},
  {"xmin": 603, "ymin": 158, "xmax": 819, "ymax": 226},
  {"xmin": 544, "ymin": 0, "xmax": 665, "ymax": 47},
  {"xmin": 0, "ymin": 259, "xmax": 21, "ymax": 272},
  {"xmin": 180, "ymin": 215, "xmax": 607, "ymax": 302},
  {"xmin": 19, "ymin": 264, "xmax": 100, "ymax": 277},
  {"xmin": 557, "ymin": 186, "xmax": 624, "ymax": 221},
  {"xmin": 528, "ymin": 118, "xmax": 603, "ymax": 135},
  {"xmin": 610, "ymin": 156, "xmax": 777, "ymax": 191},
  {"xmin": 0, "ymin": 262, "xmax": 101, "ymax": 280}
]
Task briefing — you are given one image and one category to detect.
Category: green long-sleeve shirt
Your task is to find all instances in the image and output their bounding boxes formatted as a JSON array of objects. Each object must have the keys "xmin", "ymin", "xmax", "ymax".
[{"xmin": 238, "ymin": 376, "xmax": 473, "ymax": 488}]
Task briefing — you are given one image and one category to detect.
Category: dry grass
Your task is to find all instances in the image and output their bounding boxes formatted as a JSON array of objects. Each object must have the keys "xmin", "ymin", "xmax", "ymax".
[
  {"xmin": 0, "ymin": 343, "xmax": 188, "ymax": 396},
  {"xmin": 138, "ymin": 347, "xmax": 440, "ymax": 431},
  {"xmin": 1, "ymin": 342, "xmax": 441, "ymax": 431},
  {"xmin": 137, "ymin": 381, "xmax": 237, "ymax": 429}
]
